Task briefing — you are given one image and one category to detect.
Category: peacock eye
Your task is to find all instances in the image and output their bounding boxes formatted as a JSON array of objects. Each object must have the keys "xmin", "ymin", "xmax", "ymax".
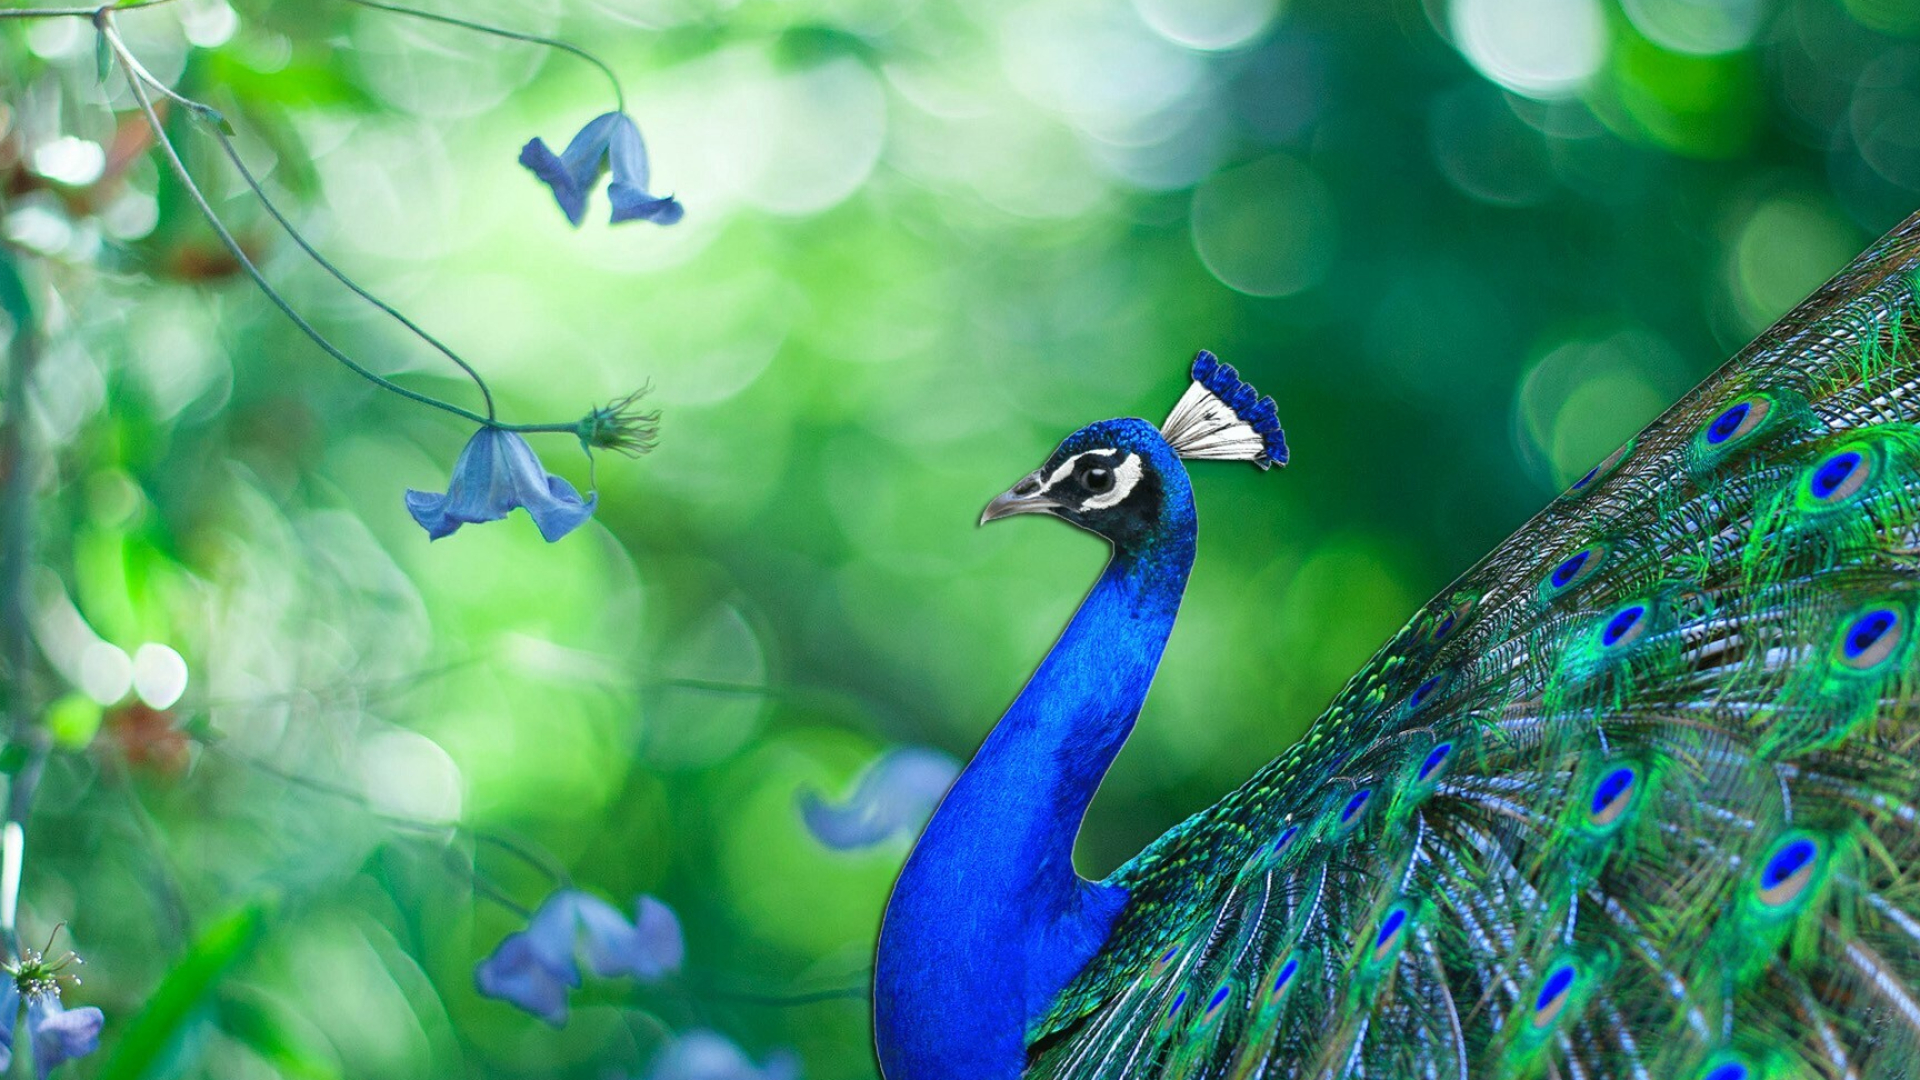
[{"xmin": 1083, "ymin": 467, "xmax": 1114, "ymax": 493}]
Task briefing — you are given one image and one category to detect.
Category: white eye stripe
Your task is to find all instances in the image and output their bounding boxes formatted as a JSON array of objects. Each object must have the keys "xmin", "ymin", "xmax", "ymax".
[
  {"xmin": 1081, "ymin": 454, "xmax": 1142, "ymax": 510},
  {"xmin": 1044, "ymin": 454, "xmax": 1085, "ymax": 490},
  {"xmin": 1041, "ymin": 449, "xmax": 1119, "ymax": 493}
]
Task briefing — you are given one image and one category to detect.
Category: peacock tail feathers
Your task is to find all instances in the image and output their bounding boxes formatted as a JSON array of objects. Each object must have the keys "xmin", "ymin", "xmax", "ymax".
[{"xmin": 1023, "ymin": 211, "xmax": 1920, "ymax": 1079}]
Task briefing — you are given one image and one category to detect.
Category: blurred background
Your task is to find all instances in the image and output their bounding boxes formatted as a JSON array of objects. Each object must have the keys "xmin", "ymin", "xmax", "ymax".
[{"xmin": 2, "ymin": 0, "xmax": 1917, "ymax": 1075}]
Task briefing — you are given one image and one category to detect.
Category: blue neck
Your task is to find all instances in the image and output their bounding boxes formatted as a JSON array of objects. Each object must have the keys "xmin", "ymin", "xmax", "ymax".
[{"xmin": 874, "ymin": 526, "xmax": 1196, "ymax": 1079}]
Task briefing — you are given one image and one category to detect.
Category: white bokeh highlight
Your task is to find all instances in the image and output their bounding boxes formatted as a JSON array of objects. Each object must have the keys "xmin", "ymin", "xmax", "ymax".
[
  {"xmin": 133, "ymin": 643, "xmax": 190, "ymax": 709},
  {"xmin": 1449, "ymin": 0, "xmax": 1607, "ymax": 100}
]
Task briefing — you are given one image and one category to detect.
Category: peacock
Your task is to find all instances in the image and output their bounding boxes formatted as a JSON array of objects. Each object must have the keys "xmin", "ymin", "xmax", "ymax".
[{"xmin": 872, "ymin": 206, "xmax": 1920, "ymax": 1080}]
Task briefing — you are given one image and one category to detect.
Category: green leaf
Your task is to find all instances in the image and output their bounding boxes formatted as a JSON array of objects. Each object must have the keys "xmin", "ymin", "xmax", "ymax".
[
  {"xmin": 96, "ymin": 900, "xmax": 273, "ymax": 1080},
  {"xmin": 94, "ymin": 29, "xmax": 112, "ymax": 85}
]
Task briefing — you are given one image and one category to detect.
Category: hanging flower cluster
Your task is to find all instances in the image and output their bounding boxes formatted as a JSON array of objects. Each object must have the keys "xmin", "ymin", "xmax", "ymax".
[
  {"xmin": 475, "ymin": 889, "xmax": 684, "ymax": 1026},
  {"xmin": 521, "ymin": 112, "xmax": 683, "ymax": 227}
]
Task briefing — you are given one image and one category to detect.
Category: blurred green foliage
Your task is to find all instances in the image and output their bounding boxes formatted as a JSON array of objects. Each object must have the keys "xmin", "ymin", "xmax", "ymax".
[{"xmin": 1, "ymin": 0, "xmax": 1916, "ymax": 1076}]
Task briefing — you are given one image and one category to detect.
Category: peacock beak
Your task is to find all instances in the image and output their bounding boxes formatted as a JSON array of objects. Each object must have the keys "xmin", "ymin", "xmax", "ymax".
[{"xmin": 980, "ymin": 472, "xmax": 1061, "ymax": 525}]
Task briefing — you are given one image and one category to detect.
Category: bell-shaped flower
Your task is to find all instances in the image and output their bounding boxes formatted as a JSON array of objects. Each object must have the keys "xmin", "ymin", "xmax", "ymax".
[
  {"xmin": 406, "ymin": 428, "xmax": 596, "ymax": 542},
  {"xmin": 476, "ymin": 890, "xmax": 685, "ymax": 1026},
  {"xmin": 799, "ymin": 747, "xmax": 959, "ymax": 851},
  {"xmin": 520, "ymin": 112, "xmax": 683, "ymax": 228},
  {"xmin": 644, "ymin": 1029, "xmax": 801, "ymax": 1080}
]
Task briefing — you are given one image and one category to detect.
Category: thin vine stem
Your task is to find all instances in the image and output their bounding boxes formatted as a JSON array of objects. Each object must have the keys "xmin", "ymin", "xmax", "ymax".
[
  {"xmin": 100, "ymin": 16, "xmax": 501, "ymax": 427},
  {"xmin": 331, "ymin": 0, "xmax": 626, "ymax": 114},
  {"xmin": 207, "ymin": 740, "xmax": 575, "ymax": 890},
  {"xmin": 101, "ymin": 29, "xmax": 500, "ymax": 417},
  {"xmin": 203, "ymin": 126, "xmax": 497, "ymax": 418}
]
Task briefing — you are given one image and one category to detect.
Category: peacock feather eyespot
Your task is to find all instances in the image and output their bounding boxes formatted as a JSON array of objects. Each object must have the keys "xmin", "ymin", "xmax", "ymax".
[
  {"xmin": 1834, "ymin": 604, "xmax": 1907, "ymax": 670},
  {"xmin": 1755, "ymin": 833, "xmax": 1823, "ymax": 908},
  {"xmin": 1428, "ymin": 596, "xmax": 1477, "ymax": 644},
  {"xmin": 1564, "ymin": 439, "xmax": 1634, "ymax": 500},
  {"xmin": 1370, "ymin": 906, "xmax": 1410, "ymax": 963},
  {"xmin": 1336, "ymin": 788, "xmax": 1372, "ymax": 832},
  {"xmin": 1539, "ymin": 542, "xmax": 1610, "ymax": 601},
  {"xmin": 1269, "ymin": 955, "xmax": 1300, "ymax": 999},
  {"xmin": 1415, "ymin": 742, "xmax": 1452, "ymax": 784},
  {"xmin": 1150, "ymin": 945, "xmax": 1181, "ymax": 978},
  {"xmin": 1586, "ymin": 764, "xmax": 1640, "ymax": 829},
  {"xmin": 1598, "ymin": 603, "xmax": 1650, "ymax": 649},
  {"xmin": 1269, "ymin": 824, "xmax": 1302, "ymax": 857},
  {"xmin": 1164, "ymin": 989, "xmax": 1188, "ymax": 1020},
  {"xmin": 1701, "ymin": 395, "xmax": 1772, "ymax": 447},
  {"xmin": 1530, "ymin": 962, "xmax": 1579, "ymax": 1029},
  {"xmin": 1407, "ymin": 671, "xmax": 1449, "ymax": 711},
  {"xmin": 1202, "ymin": 983, "xmax": 1232, "ymax": 1021},
  {"xmin": 1803, "ymin": 447, "xmax": 1872, "ymax": 505}
]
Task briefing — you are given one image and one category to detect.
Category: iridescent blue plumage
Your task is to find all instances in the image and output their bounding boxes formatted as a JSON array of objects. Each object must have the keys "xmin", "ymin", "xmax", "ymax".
[{"xmin": 875, "ymin": 419, "xmax": 1196, "ymax": 1079}]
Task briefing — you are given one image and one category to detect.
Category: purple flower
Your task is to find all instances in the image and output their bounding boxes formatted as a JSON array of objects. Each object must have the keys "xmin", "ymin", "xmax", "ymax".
[
  {"xmin": 644, "ymin": 1029, "xmax": 800, "ymax": 1080},
  {"xmin": 476, "ymin": 890, "xmax": 684, "ymax": 1026},
  {"xmin": 520, "ymin": 112, "xmax": 683, "ymax": 227},
  {"xmin": 0, "ymin": 948, "xmax": 103, "ymax": 1080},
  {"xmin": 798, "ymin": 747, "xmax": 959, "ymax": 851},
  {"xmin": 406, "ymin": 428, "xmax": 596, "ymax": 542},
  {"xmin": 25, "ymin": 996, "xmax": 101, "ymax": 1080}
]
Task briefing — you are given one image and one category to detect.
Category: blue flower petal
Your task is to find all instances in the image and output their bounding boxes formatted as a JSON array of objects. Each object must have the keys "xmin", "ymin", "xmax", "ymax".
[
  {"xmin": 609, "ymin": 185, "xmax": 685, "ymax": 225},
  {"xmin": 646, "ymin": 1029, "xmax": 801, "ymax": 1080},
  {"xmin": 26, "ymin": 997, "xmax": 102, "ymax": 1080},
  {"xmin": 603, "ymin": 117, "xmax": 683, "ymax": 225},
  {"xmin": 406, "ymin": 428, "xmax": 595, "ymax": 543},
  {"xmin": 799, "ymin": 747, "xmax": 959, "ymax": 851},
  {"xmin": 519, "ymin": 112, "xmax": 625, "ymax": 226},
  {"xmin": 518, "ymin": 138, "xmax": 587, "ymax": 226},
  {"xmin": 522, "ymin": 891, "xmax": 586, "ymax": 970},
  {"xmin": 604, "ymin": 115, "xmax": 650, "ymax": 194},
  {"xmin": 525, "ymin": 469, "xmax": 598, "ymax": 544},
  {"xmin": 474, "ymin": 893, "xmax": 585, "ymax": 1026},
  {"xmin": 577, "ymin": 894, "xmax": 684, "ymax": 982},
  {"xmin": 474, "ymin": 932, "xmax": 577, "ymax": 1026},
  {"xmin": 0, "ymin": 980, "xmax": 18, "ymax": 1072},
  {"xmin": 631, "ymin": 896, "xmax": 686, "ymax": 978}
]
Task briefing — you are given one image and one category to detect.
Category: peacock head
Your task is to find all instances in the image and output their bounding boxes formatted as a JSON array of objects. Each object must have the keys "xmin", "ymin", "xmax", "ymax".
[{"xmin": 980, "ymin": 351, "xmax": 1287, "ymax": 554}]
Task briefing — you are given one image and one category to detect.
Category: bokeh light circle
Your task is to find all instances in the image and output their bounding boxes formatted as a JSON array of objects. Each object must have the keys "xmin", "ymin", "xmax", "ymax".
[
  {"xmin": 712, "ymin": 53, "xmax": 887, "ymax": 217},
  {"xmin": 132, "ymin": 643, "xmax": 189, "ymax": 709},
  {"xmin": 1131, "ymin": 0, "xmax": 1286, "ymax": 52},
  {"xmin": 1428, "ymin": 85, "xmax": 1556, "ymax": 206},
  {"xmin": 1449, "ymin": 0, "xmax": 1608, "ymax": 100},
  {"xmin": 1729, "ymin": 196, "xmax": 1861, "ymax": 332},
  {"xmin": 1621, "ymin": 0, "xmax": 1763, "ymax": 56},
  {"xmin": 1189, "ymin": 154, "xmax": 1337, "ymax": 297},
  {"xmin": 79, "ymin": 641, "xmax": 132, "ymax": 706}
]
